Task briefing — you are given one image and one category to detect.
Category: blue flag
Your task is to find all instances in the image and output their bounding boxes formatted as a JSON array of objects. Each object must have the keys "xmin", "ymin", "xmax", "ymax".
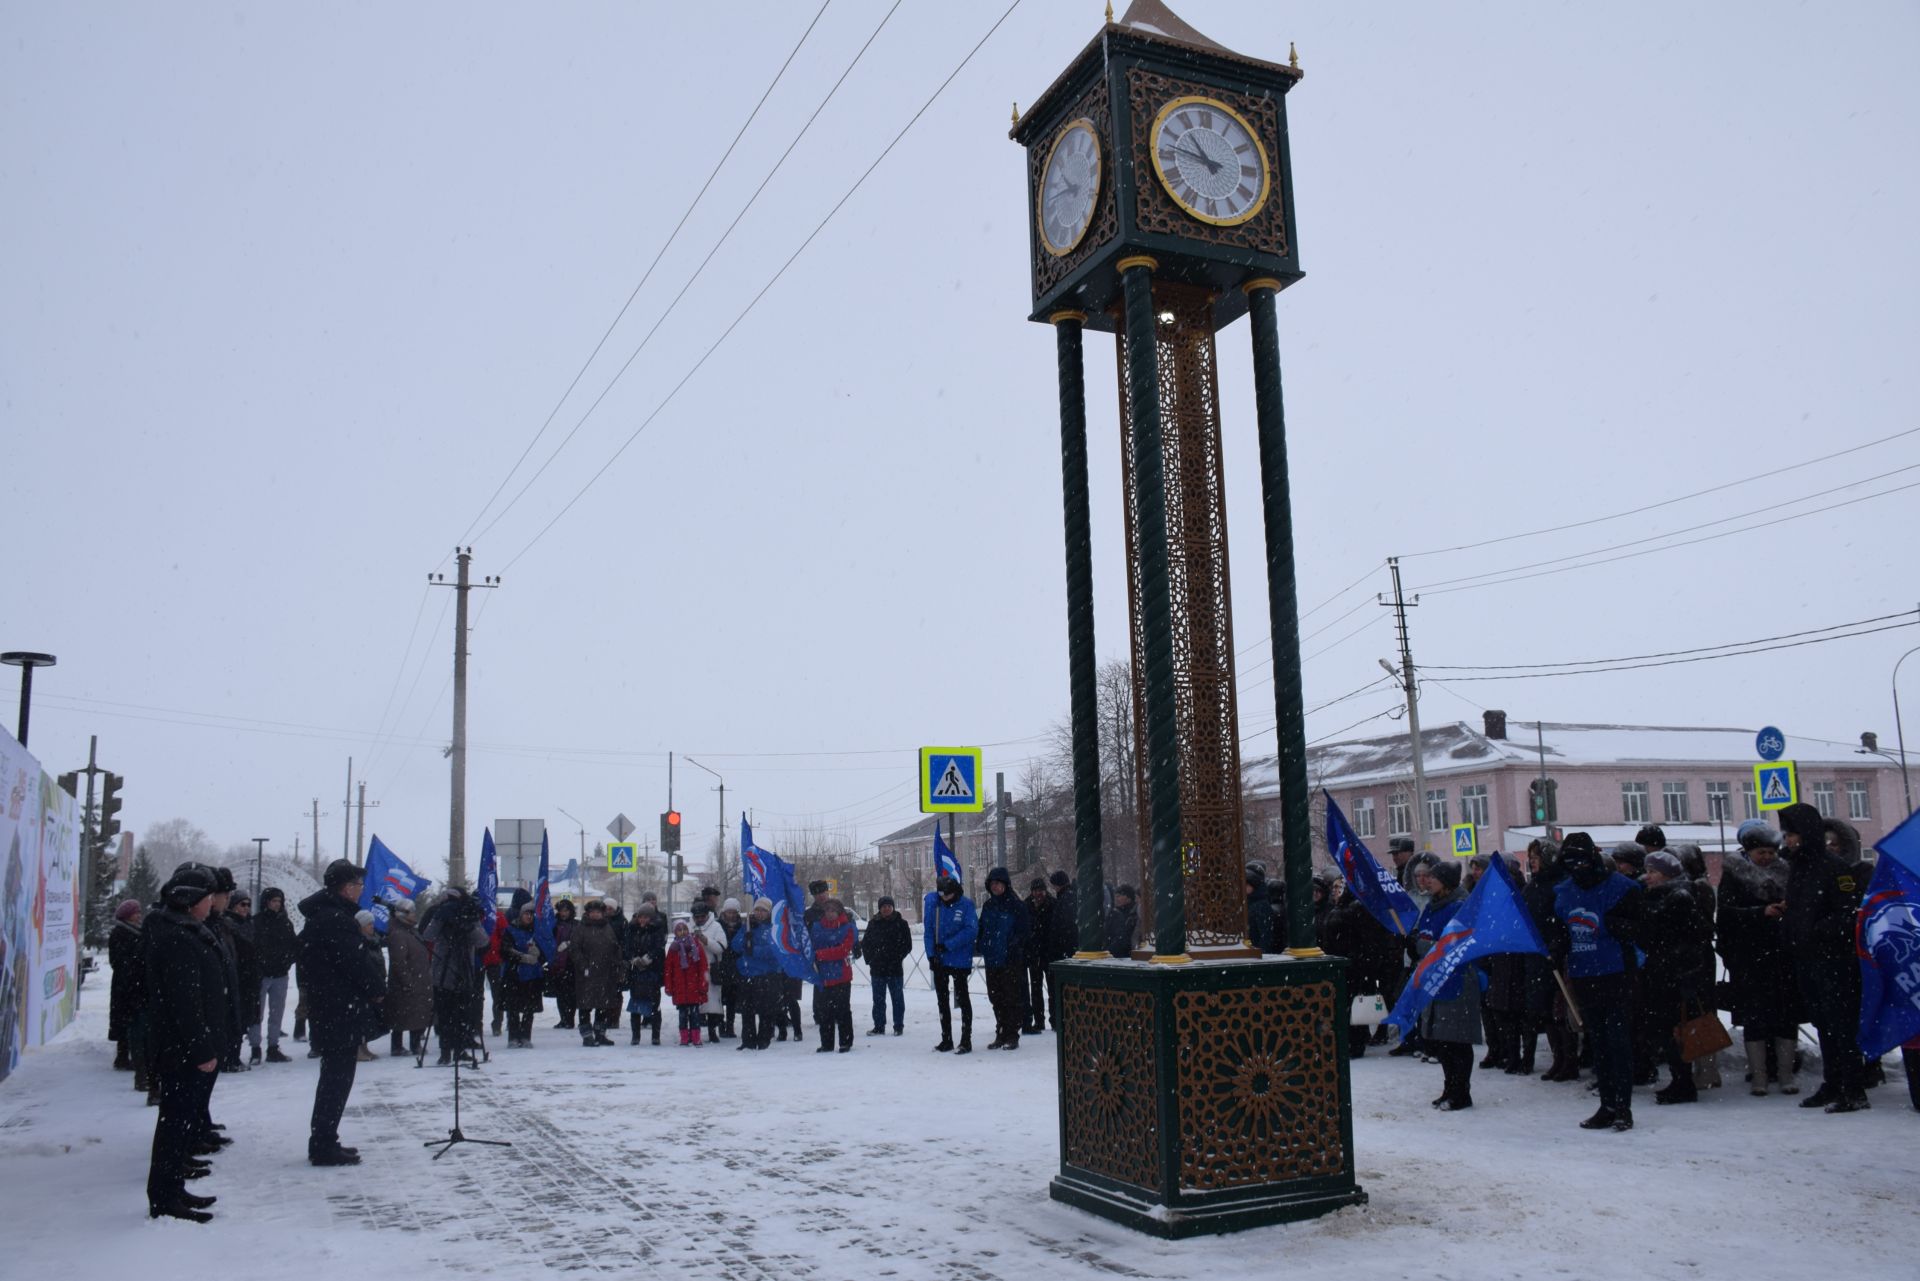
[
  {"xmin": 1385, "ymin": 847, "xmax": 1546, "ymax": 1032},
  {"xmin": 756, "ymin": 843, "xmax": 819, "ymax": 985},
  {"xmin": 933, "ymin": 824, "xmax": 962, "ymax": 885},
  {"xmin": 359, "ymin": 836, "xmax": 431, "ymax": 934},
  {"xmin": 1859, "ymin": 812, "xmax": 1920, "ymax": 1058},
  {"xmin": 1325, "ymin": 791, "xmax": 1418, "ymax": 936},
  {"xmin": 531, "ymin": 830, "xmax": 557, "ymax": 960},
  {"xmin": 741, "ymin": 815, "xmax": 773, "ymax": 901},
  {"xmin": 476, "ymin": 828, "xmax": 500, "ymax": 935}
]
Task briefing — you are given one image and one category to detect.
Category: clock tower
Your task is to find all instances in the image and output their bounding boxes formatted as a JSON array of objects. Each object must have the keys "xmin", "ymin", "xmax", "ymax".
[{"xmin": 1015, "ymin": 1, "xmax": 1364, "ymax": 1236}]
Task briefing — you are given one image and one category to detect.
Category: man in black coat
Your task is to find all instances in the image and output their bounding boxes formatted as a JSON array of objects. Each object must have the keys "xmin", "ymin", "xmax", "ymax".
[
  {"xmin": 175, "ymin": 864, "xmax": 236, "ymax": 1140},
  {"xmin": 225, "ymin": 892, "xmax": 264, "ymax": 1064},
  {"xmin": 1023, "ymin": 878, "xmax": 1055, "ymax": 1034},
  {"xmin": 1777, "ymin": 803, "xmax": 1868, "ymax": 1112},
  {"xmin": 1045, "ymin": 871, "xmax": 1077, "ymax": 1032},
  {"xmin": 252, "ymin": 887, "xmax": 298, "ymax": 1063},
  {"xmin": 1245, "ymin": 864, "xmax": 1276, "ymax": 953},
  {"xmin": 142, "ymin": 867, "xmax": 225, "ymax": 1223},
  {"xmin": 862, "ymin": 896, "xmax": 913, "ymax": 1036},
  {"xmin": 299, "ymin": 861, "xmax": 387, "ymax": 1165},
  {"xmin": 1107, "ymin": 885, "xmax": 1139, "ymax": 958}
]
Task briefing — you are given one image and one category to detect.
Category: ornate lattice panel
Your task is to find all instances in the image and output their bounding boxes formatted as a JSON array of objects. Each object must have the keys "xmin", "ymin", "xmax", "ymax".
[
  {"xmin": 1125, "ymin": 67, "xmax": 1289, "ymax": 257},
  {"xmin": 1060, "ymin": 985, "xmax": 1161, "ymax": 1191},
  {"xmin": 1030, "ymin": 78, "xmax": 1119, "ymax": 301},
  {"xmin": 1114, "ymin": 280, "xmax": 1249, "ymax": 949},
  {"xmin": 1173, "ymin": 981, "xmax": 1344, "ymax": 1189}
]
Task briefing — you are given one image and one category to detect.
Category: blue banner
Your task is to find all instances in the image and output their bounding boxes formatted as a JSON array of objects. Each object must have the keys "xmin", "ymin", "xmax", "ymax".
[
  {"xmin": 531, "ymin": 829, "xmax": 557, "ymax": 960},
  {"xmin": 358, "ymin": 836, "xmax": 431, "ymax": 934},
  {"xmin": 1325, "ymin": 791, "xmax": 1418, "ymax": 936},
  {"xmin": 1385, "ymin": 846, "xmax": 1546, "ymax": 1031},
  {"xmin": 1859, "ymin": 811, "xmax": 1920, "ymax": 1058},
  {"xmin": 741, "ymin": 815, "xmax": 773, "ymax": 901},
  {"xmin": 477, "ymin": 827, "xmax": 499, "ymax": 935},
  {"xmin": 934, "ymin": 824, "xmax": 962, "ymax": 885},
  {"xmin": 757, "ymin": 843, "xmax": 819, "ymax": 985}
]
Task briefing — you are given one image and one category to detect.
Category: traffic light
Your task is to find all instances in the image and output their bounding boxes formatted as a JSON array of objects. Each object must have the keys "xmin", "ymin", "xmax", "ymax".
[
  {"xmin": 96, "ymin": 772, "xmax": 125, "ymax": 851},
  {"xmin": 667, "ymin": 853, "xmax": 686, "ymax": 884},
  {"xmin": 660, "ymin": 810, "xmax": 682, "ymax": 854},
  {"xmin": 57, "ymin": 771, "xmax": 78, "ymax": 797},
  {"xmin": 1528, "ymin": 778, "xmax": 1557, "ymax": 824}
]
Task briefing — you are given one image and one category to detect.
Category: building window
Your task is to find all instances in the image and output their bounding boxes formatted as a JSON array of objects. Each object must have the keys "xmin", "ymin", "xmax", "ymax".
[
  {"xmin": 1265, "ymin": 816, "xmax": 1283, "ymax": 846},
  {"xmin": 1847, "ymin": 781, "xmax": 1871, "ymax": 821},
  {"xmin": 1662, "ymin": 781, "xmax": 1691, "ymax": 824},
  {"xmin": 1528, "ymin": 778, "xmax": 1559, "ymax": 823},
  {"xmin": 1388, "ymin": 792, "xmax": 1411, "ymax": 836},
  {"xmin": 1352, "ymin": 796, "xmax": 1376, "ymax": 838},
  {"xmin": 1622, "ymin": 782, "xmax": 1650, "ymax": 824},
  {"xmin": 1460, "ymin": 784, "xmax": 1489, "ymax": 829},
  {"xmin": 1706, "ymin": 782, "xmax": 1732, "ymax": 822},
  {"xmin": 1426, "ymin": 788, "xmax": 1448, "ymax": 832},
  {"xmin": 1740, "ymin": 779, "xmax": 1759, "ymax": 820},
  {"xmin": 1811, "ymin": 781, "xmax": 1835, "ymax": 818}
]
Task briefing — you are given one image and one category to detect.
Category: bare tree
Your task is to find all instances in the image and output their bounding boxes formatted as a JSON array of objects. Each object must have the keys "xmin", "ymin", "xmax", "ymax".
[{"xmin": 139, "ymin": 818, "xmax": 219, "ymax": 872}]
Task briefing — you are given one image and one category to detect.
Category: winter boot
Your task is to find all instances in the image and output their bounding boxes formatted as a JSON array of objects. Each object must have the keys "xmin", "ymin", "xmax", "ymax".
[
  {"xmin": 955, "ymin": 1033, "xmax": 972, "ymax": 1055},
  {"xmin": 935, "ymin": 1015, "xmax": 954, "ymax": 1052},
  {"xmin": 691, "ymin": 1026, "xmax": 703, "ymax": 1047},
  {"xmin": 650, "ymin": 1012, "xmax": 662, "ymax": 1046},
  {"xmin": 133, "ymin": 1068, "xmax": 150, "ymax": 1094},
  {"xmin": 721, "ymin": 1016, "xmax": 737, "ymax": 1039},
  {"xmin": 1825, "ymin": 1090, "xmax": 1871, "ymax": 1113},
  {"xmin": 627, "ymin": 1015, "xmax": 640, "ymax": 1046},
  {"xmin": 114, "ymin": 1042, "xmax": 132, "ymax": 1071},
  {"xmin": 1746, "ymin": 1042, "xmax": 1771, "ymax": 1095},
  {"xmin": 1578, "ymin": 1106, "xmax": 1618, "ymax": 1131},
  {"xmin": 389, "ymin": 1030, "xmax": 405, "ymax": 1056},
  {"xmin": 1775, "ymin": 1037, "xmax": 1801, "ymax": 1095}
]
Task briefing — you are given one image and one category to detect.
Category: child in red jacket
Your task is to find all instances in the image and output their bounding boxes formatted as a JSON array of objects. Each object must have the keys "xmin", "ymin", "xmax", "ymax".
[{"xmin": 663, "ymin": 919, "xmax": 711, "ymax": 1046}]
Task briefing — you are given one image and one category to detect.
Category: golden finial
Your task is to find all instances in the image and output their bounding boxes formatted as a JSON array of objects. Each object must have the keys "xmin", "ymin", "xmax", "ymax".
[
  {"xmin": 1105, "ymin": 1, "xmax": 1115, "ymax": 21},
  {"xmin": 1011, "ymin": 101, "xmax": 1019, "ymax": 125},
  {"xmin": 1289, "ymin": 42, "xmax": 1300, "ymax": 70}
]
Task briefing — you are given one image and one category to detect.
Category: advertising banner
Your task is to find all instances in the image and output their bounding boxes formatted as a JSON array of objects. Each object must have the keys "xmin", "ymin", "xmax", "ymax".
[{"xmin": 0, "ymin": 728, "xmax": 83, "ymax": 1085}]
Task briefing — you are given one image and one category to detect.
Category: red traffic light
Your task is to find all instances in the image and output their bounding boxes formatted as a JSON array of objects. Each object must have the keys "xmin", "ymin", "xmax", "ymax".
[{"xmin": 665, "ymin": 811, "xmax": 681, "ymax": 826}]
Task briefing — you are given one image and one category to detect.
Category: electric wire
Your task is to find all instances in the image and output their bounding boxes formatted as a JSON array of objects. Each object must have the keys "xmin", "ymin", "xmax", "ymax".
[
  {"xmin": 1423, "ymin": 609, "xmax": 1919, "ymax": 672},
  {"xmin": 456, "ymin": 1, "xmax": 835, "ymax": 545},
  {"xmin": 1433, "ymin": 617, "xmax": 1919, "ymax": 681},
  {"xmin": 498, "ymin": 0, "xmax": 1024, "ymax": 571}
]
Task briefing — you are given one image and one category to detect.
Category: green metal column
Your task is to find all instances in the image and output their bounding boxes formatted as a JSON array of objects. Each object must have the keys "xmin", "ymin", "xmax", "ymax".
[
  {"xmin": 1053, "ymin": 310, "xmax": 1107, "ymax": 955},
  {"xmin": 1244, "ymin": 281, "xmax": 1320, "ymax": 956},
  {"xmin": 1119, "ymin": 257, "xmax": 1186, "ymax": 960}
]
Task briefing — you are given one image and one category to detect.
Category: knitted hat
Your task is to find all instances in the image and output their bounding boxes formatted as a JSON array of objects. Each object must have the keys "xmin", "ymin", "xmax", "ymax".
[
  {"xmin": 114, "ymin": 899, "xmax": 142, "ymax": 922},
  {"xmin": 393, "ymin": 898, "xmax": 416, "ymax": 916},
  {"xmin": 752, "ymin": 897, "xmax": 774, "ymax": 913},
  {"xmin": 1736, "ymin": 819, "xmax": 1778, "ymax": 851},
  {"xmin": 877, "ymin": 896, "xmax": 895, "ymax": 909},
  {"xmin": 690, "ymin": 900, "xmax": 712, "ymax": 917},
  {"xmin": 1050, "ymin": 870, "xmax": 1071, "ymax": 888},
  {"xmin": 1427, "ymin": 859, "xmax": 1461, "ymax": 891},
  {"xmin": 323, "ymin": 858, "xmax": 364, "ymax": 890},
  {"xmin": 722, "ymin": 897, "xmax": 741, "ymax": 912},
  {"xmin": 1030, "ymin": 877, "xmax": 1049, "ymax": 892},
  {"xmin": 1610, "ymin": 843, "xmax": 1647, "ymax": 871},
  {"xmin": 229, "ymin": 891, "xmax": 251, "ymax": 908},
  {"xmin": 1645, "ymin": 851, "xmax": 1685, "ymax": 881},
  {"xmin": 1634, "ymin": 824, "xmax": 1667, "ymax": 851},
  {"xmin": 354, "ymin": 909, "xmax": 376, "ymax": 928}
]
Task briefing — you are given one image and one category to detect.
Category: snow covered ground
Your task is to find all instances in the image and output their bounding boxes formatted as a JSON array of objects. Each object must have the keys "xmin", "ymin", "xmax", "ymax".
[{"xmin": 3, "ymin": 977, "xmax": 1915, "ymax": 1281}]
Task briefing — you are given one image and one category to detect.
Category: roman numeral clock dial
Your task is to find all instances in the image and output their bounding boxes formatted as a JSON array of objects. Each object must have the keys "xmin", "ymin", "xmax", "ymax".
[
  {"xmin": 1038, "ymin": 118, "xmax": 1102, "ymax": 256},
  {"xmin": 1150, "ymin": 96, "xmax": 1269, "ymax": 227}
]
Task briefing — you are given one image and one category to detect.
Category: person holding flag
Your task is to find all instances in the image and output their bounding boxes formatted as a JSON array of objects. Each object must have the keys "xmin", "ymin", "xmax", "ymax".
[
  {"xmin": 1777, "ymin": 803, "xmax": 1870, "ymax": 1113},
  {"xmin": 358, "ymin": 837, "xmax": 432, "ymax": 935},
  {"xmin": 1400, "ymin": 860, "xmax": 1482, "ymax": 1111},
  {"xmin": 1548, "ymin": 833, "xmax": 1645, "ymax": 1132},
  {"xmin": 923, "ymin": 876, "xmax": 978, "ymax": 1054},
  {"xmin": 501, "ymin": 900, "xmax": 551, "ymax": 1048},
  {"xmin": 1855, "ymin": 811, "xmax": 1920, "ymax": 1110}
]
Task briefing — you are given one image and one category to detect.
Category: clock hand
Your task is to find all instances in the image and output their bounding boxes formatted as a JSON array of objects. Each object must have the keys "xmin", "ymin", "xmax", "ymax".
[{"xmin": 1174, "ymin": 141, "xmax": 1223, "ymax": 175}]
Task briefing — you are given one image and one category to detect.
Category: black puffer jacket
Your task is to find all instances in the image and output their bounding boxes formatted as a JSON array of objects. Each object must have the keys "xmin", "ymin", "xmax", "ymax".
[
  {"xmin": 1637, "ymin": 878, "xmax": 1714, "ymax": 1012},
  {"xmin": 1321, "ymin": 890, "xmax": 1401, "ymax": 996},
  {"xmin": 297, "ymin": 890, "xmax": 387, "ymax": 1056},
  {"xmin": 1048, "ymin": 885, "xmax": 1079, "ymax": 959},
  {"xmin": 252, "ymin": 893, "xmax": 299, "ymax": 978},
  {"xmin": 861, "ymin": 912, "xmax": 913, "ymax": 979},
  {"xmin": 1716, "ymin": 853, "xmax": 1800, "ymax": 1029},
  {"xmin": 624, "ymin": 914, "xmax": 668, "ymax": 1000},
  {"xmin": 1778, "ymin": 803, "xmax": 1864, "ymax": 971},
  {"xmin": 1107, "ymin": 900, "xmax": 1138, "ymax": 958},
  {"xmin": 143, "ymin": 907, "xmax": 228, "ymax": 1072},
  {"xmin": 1025, "ymin": 894, "xmax": 1056, "ymax": 966},
  {"xmin": 107, "ymin": 918, "xmax": 144, "ymax": 1042},
  {"xmin": 224, "ymin": 910, "xmax": 262, "ymax": 1026}
]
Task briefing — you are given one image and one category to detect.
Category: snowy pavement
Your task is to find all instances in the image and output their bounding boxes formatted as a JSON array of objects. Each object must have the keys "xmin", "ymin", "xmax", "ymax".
[{"xmin": 3, "ymin": 982, "xmax": 1915, "ymax": 1281}]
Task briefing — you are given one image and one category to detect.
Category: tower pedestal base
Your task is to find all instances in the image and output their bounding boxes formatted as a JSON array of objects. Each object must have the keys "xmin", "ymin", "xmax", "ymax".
[{"xmin": 1049, "ymin": 956, "xmax": 1365, "ymax": 1238}]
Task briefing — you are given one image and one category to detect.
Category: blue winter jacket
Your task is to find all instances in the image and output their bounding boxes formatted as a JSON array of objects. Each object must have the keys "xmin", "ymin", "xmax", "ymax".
[
  {"xmin": 976, "ymin": 888, "xmax": 1032, "ymax": 968},
  {"xmin": 505, "ymin": 923, "xmax": 547, "ymax": 983},
  {"xmin": 729, "ymin": 918, "xmax": 782, "ymax": 980},
  {"xmin": 1555, "ymin": 873, "xmax": 1640, "ymax": 979},
  {"xmin": 923, "ymin": 892, "xmax": 978, "ymax": 970},
  {"xmin": 809, "ymin": 916, "xmax": 859, "ymax": 986}
]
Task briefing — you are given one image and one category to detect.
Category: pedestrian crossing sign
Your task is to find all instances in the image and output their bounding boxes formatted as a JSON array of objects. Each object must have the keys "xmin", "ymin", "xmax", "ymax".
[
  {"xmin": 607, "ymin": 841, "xmax": 638, "ymax": 872},
  {"xmin": 1450, "ymin": 823, "xmax": 1477, "ymax": 859},
  {"xmin": 920, "ymin": 746, "xmax": 985, "ymax": 813},
  {"xmin": 1753, "ymin": 761, "xmax": 1798, "ymax": 812}
]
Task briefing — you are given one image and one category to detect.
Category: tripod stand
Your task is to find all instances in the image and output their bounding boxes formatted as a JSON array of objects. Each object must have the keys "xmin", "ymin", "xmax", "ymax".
[{"xmin": 423, "ymin": 984, "xmax": 508, "ymax": 1160}]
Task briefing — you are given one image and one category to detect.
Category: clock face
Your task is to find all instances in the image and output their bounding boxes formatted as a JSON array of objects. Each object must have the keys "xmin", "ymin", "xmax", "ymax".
[
  {"xmin": 1150, "ymin": 96, "xmax": 1270, "ymax": 227},
  {"xmin": 1038, "ymin": 118, "xmax": 1101, "ymax": 256}
]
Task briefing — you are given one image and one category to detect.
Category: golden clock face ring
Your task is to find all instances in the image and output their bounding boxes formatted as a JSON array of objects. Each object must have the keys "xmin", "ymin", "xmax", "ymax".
[
  {"xmin": 1149, "ymin": 94, "xmax": 1271, "ymax": 228},
  {"xmin": 1038, "ymin": 117, "xmax": 1102, "ymax": 257}
]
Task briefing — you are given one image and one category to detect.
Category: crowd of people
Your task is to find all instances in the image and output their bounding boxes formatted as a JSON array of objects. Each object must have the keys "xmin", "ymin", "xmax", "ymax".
[
  {"xmin": 98, "ymin": 812, "xmax": 1915, "ymax": 1221},
  {"xmin": 1315, "ymin": 805, "xmax": 1920, "ymax": 1131}
]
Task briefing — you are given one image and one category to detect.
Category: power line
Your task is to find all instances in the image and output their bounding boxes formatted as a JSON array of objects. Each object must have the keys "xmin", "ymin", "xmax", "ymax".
[
  {"xmin": 1401, "ymin": 424, "xmax": 1920, "ymax": 559},
  {"xmin": 1413, "ymin": 462, "xmax": 1920, "ymax": 592},
  {"xmin": 1424, "ymin": 609, "xmax": 1919, "ymax": 672},
  {"xmin": 474, "ymin": 0, "xmax": 907, "ymax": 548},
  {"xmin": 1235, "ymin": 561, "xmax": 1383, "ymax": 664},
  {"xmin": 1435, "ymin": 617, "xmax": 1919, "ymax": 681},
  {"xmin": 1412, "ymin": 475, "xmax": 1920, "ymax": 598},
  {"xmin": 457, "ymin": 0, "xmax": 835, "ymax": 544},
  {"xmin": 500, "ymin": 0, "xmax": 1025, "ymax": 571}
]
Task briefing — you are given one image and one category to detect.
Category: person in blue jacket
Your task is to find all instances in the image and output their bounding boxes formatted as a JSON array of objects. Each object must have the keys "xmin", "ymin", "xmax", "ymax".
[
  {"xmin": 976, "ymin": 868, "xmax": 1033, "ymax": 1051},
  {"xmin": 923, "ymin": 876, "xmax": 978, "ymax": 1054},
  {"xmin": 1549, "ymin": 832, "xmax": 1645, "ymax": 1133},
  {"xmin": 728, "ymin": 898, "xmax": 783, "ymax": 1051}
]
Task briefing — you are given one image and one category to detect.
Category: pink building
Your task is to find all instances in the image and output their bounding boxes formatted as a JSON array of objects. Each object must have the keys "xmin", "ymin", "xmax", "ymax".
[{"xmin": 1243, "ymin": 711, "xmax": 1909, "ymax": 878}]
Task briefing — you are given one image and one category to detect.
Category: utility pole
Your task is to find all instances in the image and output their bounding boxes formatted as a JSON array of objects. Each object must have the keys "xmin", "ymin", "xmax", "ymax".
[
  {"xmin": 251, "ymin": 837, "xmax": 268, "ymax": 900},
  {"xmin": 354, "ymin": 781, "xmax": 378, "ymax": 865},
  {"xmin": 341, "ymin": 757, "xmax": 353, "ymax": 868},
  {"xmin": 684, "ymin": 756, "xmax": 726, "ymax": 897},
  {"xmin": 305, "ymin": 798, "xmax": 325, "ymax": 875},
  {"xmin": 59, "ymin": 736, "xmax": 104, "ymax": 941},
  {"xmin": 995, "ymin": 772, "xmax": 1008, "ymax": 870},
  {"xmin": 1380, "ymin": 556, "xmax": 1429, "ymax": 854},
  {"xmin": 431, "ymin": 548, "xmax": 500, "ymax": 887}
]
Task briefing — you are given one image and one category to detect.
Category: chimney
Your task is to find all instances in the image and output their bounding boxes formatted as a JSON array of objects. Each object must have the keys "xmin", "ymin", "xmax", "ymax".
[
  {"xmin": 1484, "ymin": 709, "xmax": 1508, "ymax": 740},
  {"xmin": 1862, "ymin": 731, "xmax": 1879, "ymax": 753}
]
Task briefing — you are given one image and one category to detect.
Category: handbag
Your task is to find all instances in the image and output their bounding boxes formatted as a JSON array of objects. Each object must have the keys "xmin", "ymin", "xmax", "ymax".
[
  {"xmin": 1675, "ymin": 1000, "xmax": 1733, "ymax": 1062},
  {"xmin": 1349, "ymin": 994, "xmax": 1389, "ymax": 1027}
]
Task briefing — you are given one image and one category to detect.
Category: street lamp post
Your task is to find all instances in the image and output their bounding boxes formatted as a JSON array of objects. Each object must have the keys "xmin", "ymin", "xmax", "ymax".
[
  {"xmin": 555, "ymin": 807, "xmax": 588, "ymax": 896},
  {"xmin": 683, "ymin": 757, "xmax": 726, "ymax": 898},
  {"xmin": 1, "ymin": 652, "xmax": 57, "ymax": 749},
  {"xmin": 251, "ymin": 837, "xmax": 269, "ymax": 901}
]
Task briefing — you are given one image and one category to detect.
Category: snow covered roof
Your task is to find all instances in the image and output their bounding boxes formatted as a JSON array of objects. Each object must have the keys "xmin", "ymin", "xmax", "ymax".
[
  {"xmin": 873, "ymin": 799, "xmax": 1023, "ymax": 849},
  {"xmin": 1245, "ymin": 719, "xmax": 1892, "ymax": 796}
]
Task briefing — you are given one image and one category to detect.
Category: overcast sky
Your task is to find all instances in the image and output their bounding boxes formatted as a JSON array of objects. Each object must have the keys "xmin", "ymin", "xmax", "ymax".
[{"xmin": 5, "ymin": 1, "xmax": 1916, "ymax": 884}]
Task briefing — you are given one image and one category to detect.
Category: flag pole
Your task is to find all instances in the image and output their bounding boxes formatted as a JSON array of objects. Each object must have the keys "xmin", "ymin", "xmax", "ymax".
[{"xmin": 1552, "ymin": 969, "xmax": 1584, "ymax": 1032}]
